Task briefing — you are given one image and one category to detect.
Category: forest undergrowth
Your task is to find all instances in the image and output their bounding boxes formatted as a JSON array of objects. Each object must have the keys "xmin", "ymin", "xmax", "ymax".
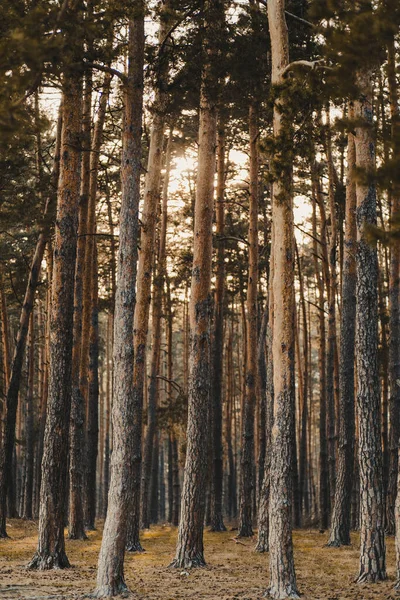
[{"xmin": 0, "ymin": 520, "xmax": 397, "ymax": 600}]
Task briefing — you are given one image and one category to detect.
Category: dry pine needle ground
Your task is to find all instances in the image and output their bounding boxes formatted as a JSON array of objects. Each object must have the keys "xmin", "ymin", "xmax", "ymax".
[{"xmin": 0, "ymin": 520, "xmax": 398, "ymax": 599}]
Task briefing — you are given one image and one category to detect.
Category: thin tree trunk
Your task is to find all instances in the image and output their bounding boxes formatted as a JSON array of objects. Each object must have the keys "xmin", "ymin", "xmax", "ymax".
[
  {"xmin": 171, "ymin": 0, "xmax": 224, "ymax": 568},
  {"xmin": 312, "ymin": 172, "xmax": 329, "ymax": 531},
  {"xmin": 22, "ymin": 312, "xmax": 34, "ymax": 520},
  {"xmin": 68, "ymin": 72, "xmax": 91, "ymax": 541},
  {"xmin": 140, "ymin": 125, "xmax": 172, "ymax": 530},
  {"xmin": 210, "ymin": 118, "xmax": 226, "ymax": 533},
  {"xmin": 328, "ymin": 108, "xmax": 357, "ymax": 547},
  {"xmin": 94, "ymin": 6, "xmax": 144, "ymax": 594},
  {"xmin": 239, "ymin": 103, "xmax": 259, "ymax": 538},
  {"xmin": 267, "ymin": 1, "xmax": 299, "ymax": 596}
]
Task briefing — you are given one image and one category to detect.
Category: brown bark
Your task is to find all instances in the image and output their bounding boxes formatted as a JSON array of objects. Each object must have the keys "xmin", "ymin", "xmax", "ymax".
[
  {"xmin": 387, "ymin": 33, "xmax": 400, "ymax": 537},
  {"xmin": 22, "ymin": 312, "xmax": 35, "ymax": 520},
  {"xmin": 267, "ymin": 1, "xmax": 299, "ymax": 596},
  {"xmin": 239, "ymin": 103, "xmax": 259, "ymax": 538},
  {"xmin": 312, "ymin": 171, "xmax": 329, "ymax": 531},
  {"xmin": 68, "ymin": 72, "xmax": 91, "ymax": 541},
  {"xmin": 140, "ymin": 125, "xmax": 173, "ymax": 530},
  {"xmin": 171, "ymin": 0, "xmax": 223, "ymax": 568},
  {"xmin": 210, "ymin": 118, "xmax": 226, "ymax": 533},
  {"xmin": 325, "ymin": 108, "xmax": 338, "ymax": 508},
  {"xmin": 355, "ymin": 67, "xmax": 386, "ymax": 584},
  {"xmin": 28, "ymin": 63, "xmax": 83, "ymax": 569},
  {"xmin": 328, "ymin": 108, "xmax": 357, "ymax": 547},
  {"xmin": 94, "ymin": 5, "xmax": 144, "ymax": 594}
]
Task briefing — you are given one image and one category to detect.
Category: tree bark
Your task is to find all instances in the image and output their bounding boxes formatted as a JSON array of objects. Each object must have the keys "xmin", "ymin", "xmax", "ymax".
[
  {"xmin": 267, "ymin": 1, "xmax": 299, "ymax": 597},
  {"xmin": 68, "ymin": 72, "xmax": 91, "ymax": 541},
  {"xmin": 22, "ymin": 312, "xmax": 35, "ymax": 520},
  {"xmin": 239, "ymin": 103, "xmax": 259, "ymax": 538},
  {"xmin": 140, "ymin": 125, "xmax": 172, "ymax": 531},
  {"xmin": 94, "ymin": 5, "xmax": 144, "ymax": 595},
  {"xmin": 355, "ymin": 66, "xmax": 386, "ymax": 584},
  {"xmin": 170, "ymin": 0, "xmax": 224, "ymax": 568},
  {"xmin": 386, "ymin": 33, "xmax": 400, "ymax": 537},
  {"xmin": 28, "ymin": 63, "xmax": 83, "ymax": 570},
  {"xmin": 328, "ymin": 106, "xmax": 357, "ymax": 547},
  {"xmin": 210, "ymin": 118, "xmax": 226, "ymax": 533}
]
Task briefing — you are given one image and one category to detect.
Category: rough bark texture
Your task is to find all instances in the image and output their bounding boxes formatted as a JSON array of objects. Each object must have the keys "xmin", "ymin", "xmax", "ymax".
[
  {"xmin": 328, "ymin": 109, "xmax": 357, "ymax": 547},
  {"xmin": 94, "ymin": 7, "xmax": 144, "ymax": 595},
  {"xmin": 210, "ymin": 119, "xmax": 226, "ymax": 533},
  {"xmin": 256, "ymin": 290, "xmax": 273, "ymax": 553},
  {"xmin": 387, "ymin": 34, "xmax": 400, "ymax": 536},
  {"xmin": 28, "ymin": 67, "xmax": 83, "ymax": 570},
  {"xmin": 355, "ymin": 68, "xmax": 386, "ymax": 584},
  {"xmin": 171, "ymin": 0, "xmax": 223, "ymax": 569},
  {"xmin": 239, "ymin": 103, "xmax": 259, "ymax": 538},
  {"xmin": 68, "ymin": 72, "xmax": 91, "ymax": 541},
  {"xmin": 22, "ymin": 313, "xmax": 35, "ymax": 520},
  {"xmin": 133, "ymin": 1, "xmax": 171, "ymax": 536},
  {"xmin": 266, "ymin": 1, "xmax": 299, "ymax": 597}
]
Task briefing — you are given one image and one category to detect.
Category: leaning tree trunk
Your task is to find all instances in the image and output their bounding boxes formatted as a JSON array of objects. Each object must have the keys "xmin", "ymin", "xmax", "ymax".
[
  {"xmin": 266, "ymin": 0, "xmax": 299, "ymax": 597},
  {"xmin": 28, "ymin": 64, "xmax": 83, "ymax": 570},
  {"xmin": 328, "ymin": 106, "xmax": 357, "ymax": 547},
  {"xmin": 355, "ymin": 67, "xmax": 386, "ymax": 584},
  {"xmin": 239, "ymin": 102, "xmax": 259, "ymax": 538},
  {"xmin": 94, "ymin": 6, "xmax": 144, "ymax": 596},
  {"xmin": 170, "ymin": 0, "xmax": 224, "ymax": 569},
  {"xmin": 210, "ymin": 118, "xmax": 226, "ymax": 533}
]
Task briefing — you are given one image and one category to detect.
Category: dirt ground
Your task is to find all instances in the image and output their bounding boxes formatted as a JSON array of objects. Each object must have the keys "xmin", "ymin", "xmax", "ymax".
[{"xmin": 0, "ymin": 519, "xmax": 398, "ymax": 599}]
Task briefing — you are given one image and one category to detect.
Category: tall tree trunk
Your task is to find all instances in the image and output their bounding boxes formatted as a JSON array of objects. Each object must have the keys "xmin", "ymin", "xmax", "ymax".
[
  {"xmin": 22, "ymin": 312, "xmax": 35, "ymax": 520},
  {"xmin": 210, "ymin": 118, "xmax": 226, "ymax": 533},
  {"xmin": 256, "ymin": 286, "xmax": 273, "ymax": 553},
  {"xmin": 387, "ymin": 33, "xmax": 400, "ymax": 537},
  {"xmin": 84, "ymin": 73, "xmax": 112, "ymax": 531},
  {"xmin": 239, "ymin": 103, "xmax": 259, "ymax": 538},
  {"xmin": 171, "ymin": 0, "xmax": 224, "ymax": 568},
  {"xmin": 140, "ymin": 125, "xmax": 172, "ymax": 531},
  {"xmin": 267, "ymin": 1, "xmax": 299, "ymax": 597},
  {"xmin": 328, "ymin": 106, "xmax": 357, "ymax": 547},
  {"xmin": 94, "ymin": 6, "xmax": 144, "ymax": 594},
  {"xmin": 130, "ymin": 2, "xmax": 171, "ymax": 542},
  {"xmin": 325, "ymin": 109, "xmax": 338, "ymax": 509},
  {"xmin": 68, "ymin": 72, "xmax": 91, "ymax": 541},
  {"xmin": 355, "ymin": 66, "xmax": 386, "ymax": 583},
  {"xmin": 28, "ymin": 57, "xmax": 83, "ymax": 570},
  {"xmin": 312, "ymin": 172, "xmax": 329, "ymax": 531}
]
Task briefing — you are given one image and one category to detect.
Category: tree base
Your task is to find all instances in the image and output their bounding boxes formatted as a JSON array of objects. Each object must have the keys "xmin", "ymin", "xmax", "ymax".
[
  {"xmin": 355, "ymin": 570, "xmax": 386, "ymax": 584},
  {"xmin": 237, "ymin": 526, "xmax": 254, "ymax": 538},
  {"xmin": 266, "ymin": 583, "xmax": 300, "ymax": 599},
  {"xmin": 255, "ymin": 534, "xmax": 269, "ymax": 553},
  {"xmin": 209, "ymin": 516, "xmax": 227, "ymax": 532},
  {"xmin": 0, "ymin": 528, "xmax": 9, "ymax": 539},
  {"xmin": 169, "ymin": 552, "xmax": 206, "ymax": 569},
  {"xmin": 27, "ymin": 550, "xmax": 71, "ymax": 570},
  {"xmin": 68, "ymin": 529, "xmax": 88, "ymax": 541},
  {"xmin": 126, "ymin": 540, "xmax": 145, "ymax": 553},
  {"xmin": 93, "ymin": 580, "xmax": 129, "ymax": 598}
]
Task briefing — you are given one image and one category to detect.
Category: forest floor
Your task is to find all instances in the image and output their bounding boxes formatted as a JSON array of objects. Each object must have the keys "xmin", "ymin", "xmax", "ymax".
[{"xmin": 0, "ymin": 519, "xmax": 398, "ymax": 600}]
